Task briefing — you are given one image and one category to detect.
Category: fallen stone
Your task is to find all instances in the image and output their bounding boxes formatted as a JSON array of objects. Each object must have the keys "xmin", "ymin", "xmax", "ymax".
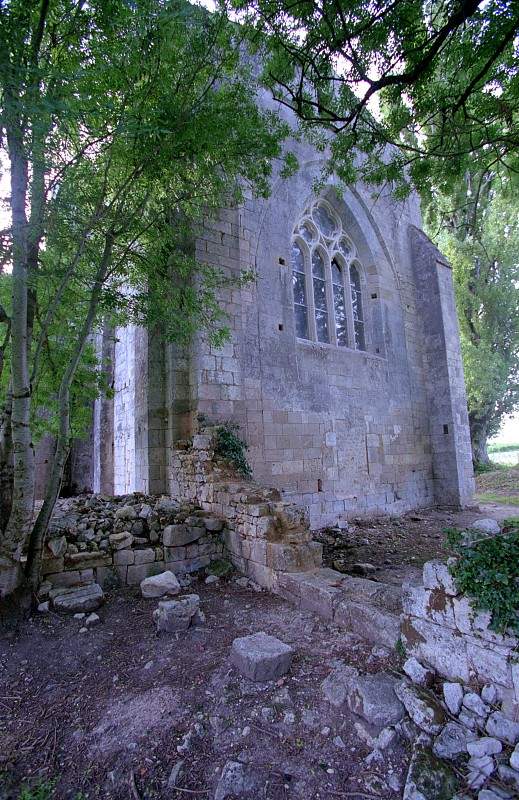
[
  {"xmin": 163, "ymin": 524, "xmax": 203, "ymax": 547},
  {"xmin": 443, "ymin": 682, "xmax": 464, "ymax": 715},
  {"xmin": 498, "ymin": 764, "xmax": 519, "ymax": 790},
  {"xmin": 214, "ymin": 760, "xmax": 266, "ymax": 800},
  {"xmin": 109, "ymin": 531, "xmax": 133, "ymax": 550},
  {"xmin": 153, "ymin": 594, "xmax": 200, "ymax": 633},
  {"xmin": 463, "ymin": 692, "xmax": 489, "ymax": 718},
  {"xmin": 481, "ymin": 685, "xmax": 498, "ymax": 706},
  {"xmin": 395, "ymin": 680, "xmax": 447, "ymax": 735},
  {"xmin": 478, "ymin": 790, "xmax": 514, "ymax": 800},
  {"xmin": 230, "ymin": 632, "xmax": 294, "ymax": 682},
  {"xmin": 351, "ymin": 562, "xmax": 377, "ymax": 575},
  {"xmin": 85, "ymin": 612, "xmax": 100, "ymax": 627},
  {"xmin": 433, "ymin": 722, "xmax": 476, "ymax": 760},
  {"xmin": 47, "ymin": 535, "xmax": 67, "ymax": 558},
  {"xmin": 37, "ymin": 601, "xmax": 49, "ymax": 613},
  {"xmin": 403, "ymin": 745, "xmax": 459, "ymax": 800},
  {"xmin": 321, "ymin": 664, "xmax": 359, "ymax": 708},
  {"xmin": 51, "ymin": 583, "xmax": 104, "ymax": 613},
  {"xmin": 404, "ymin": 657, "xmax": 434, "ymax": 688},
  {"xmin": 471, "ymin": 518, "xmax": 500, "ymax": 536},
  {"xmin": 486, "ymin": 711, "xmax": 519, "ymax": 745},
  {"xmin": 468, "ymin": 754, "xmax": 496, "ymax": 786},
  {"xmin": 347, "ymin": 673, "xmax": 405, "ymax": 728},
  {"xmin": 510, "ymin": 742, "xmax": 519, "ymax": 770},
  {"xmin": 205, "ymin": 574, "xmax": 219, "ymax": 585},
  {"xmin": 467, "ymin": 738, "xmax": 502, "ymax": 758},
  {"xmin": 114, "ymin": 505, "xmax": 137, "ymax": 520},
  {"xmin": 141, "ymin": 570, "xmax": 180, "ymax": 599}
]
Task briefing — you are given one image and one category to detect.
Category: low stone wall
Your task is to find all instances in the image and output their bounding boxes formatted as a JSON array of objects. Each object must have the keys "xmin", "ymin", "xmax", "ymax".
[
  {"xmin": 170, "ymin": 431, "xmax": 322, "ymax": 589},
  {"xmin": 41, "ymin": 494, "xmax": 225, "ymax": 591},
  {"xmin": 401, "ymin": 559, "xmax": 519, "ymax": 720}
]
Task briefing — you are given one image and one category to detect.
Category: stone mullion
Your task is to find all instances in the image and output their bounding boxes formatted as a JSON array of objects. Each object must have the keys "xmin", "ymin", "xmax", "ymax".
[
  {"xmin": 344, "ymin": 260, "xmax": 356, "ymax": 350},
  {"xmin": 306, "ymin": 245, "xmax": 318, "ymax": 342},
  {"xmin": 324, "ymin": 249, "xmax": 337, "ymax": 346}
]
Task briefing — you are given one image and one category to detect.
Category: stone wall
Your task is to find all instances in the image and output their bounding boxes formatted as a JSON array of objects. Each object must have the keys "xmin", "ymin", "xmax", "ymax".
[
  {"xmin": 401, "ymin": 560, "xmax": 519, "ymax": 721},
  {"xmin": 170, "ymin": 429, "xmax": 322, "ymax": 589},
  {"xmin": 40, "ymin": 493, "xmax": 225, "ymax": 591}
]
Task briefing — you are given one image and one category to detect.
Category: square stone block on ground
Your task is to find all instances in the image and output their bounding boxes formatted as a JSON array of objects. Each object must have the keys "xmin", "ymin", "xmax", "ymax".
[{"xmin": 230, "ymin": 631, "xmax": 294, "ymax": 681}]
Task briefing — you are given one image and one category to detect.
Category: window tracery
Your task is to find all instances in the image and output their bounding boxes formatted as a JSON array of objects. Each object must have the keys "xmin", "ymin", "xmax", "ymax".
[{"xmin": 290, "ymin": 200, "xmax": 367, "ymax": 351}]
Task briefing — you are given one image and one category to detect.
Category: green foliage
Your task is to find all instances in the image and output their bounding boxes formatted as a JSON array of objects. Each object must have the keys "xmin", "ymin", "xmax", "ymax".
[
  {"xmin": 18, "ymin": 780, "xmax": 56, "ymax": 800},
  {"xmin": 446, "ymin": 520, "xmax": 519, "ymax": 634},
  {"xmin": 207, "ymin": 558, "xmax": 233, "ymax": 577},
  {"xmin": 489, "ymin": 443, "xmax": 519, "ymax": 454},
  {"xmin": 214, "ymin": 421, "xmax": 252, "ymax": 478}
]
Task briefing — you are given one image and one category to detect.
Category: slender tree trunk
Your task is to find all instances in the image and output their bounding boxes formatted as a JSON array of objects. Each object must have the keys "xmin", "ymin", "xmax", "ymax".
[
  {"xmin": 25, "ymin": 238, "xmax": 113, "ymax": 591},
  {"xmin": 470, "ymin": 414, "xmax": 491, "ymax": 469},
  {"xmin": 0, "ymin": 392, "xmax": 14, "ymax": 534},
  {"xmin": 2, "ymin": 136, "xmax": 35, "ymax": 561}
]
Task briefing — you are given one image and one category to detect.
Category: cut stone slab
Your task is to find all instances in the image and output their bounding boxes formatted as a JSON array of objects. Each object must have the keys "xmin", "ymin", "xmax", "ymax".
[
  {"xmin": 230, "ymin": 632, "xmax": 294, "ymax": 682},
  {"xmin": 467, "ymin": 738, "xmax": 502, "ymax": 758},
  {"xmin": 346, "ymin": 673, "xmax": 405, "ymax": 728},
  {"xmin": 51, "ymin": 583, "xmax": 104, "ymax": 613},
  {"xmin": 141, "ymin": 570, "xmax": 180, "ymax": 599},
  {"xmin": 321, "ymin": 664, "xmax": 359, "ymax": 708},
  {"xmin": 403, "ymin": 745, "xmax": 459, "ymax": 800},
  {"xmin": 153, "ymin": 594, "xmax": 200, "ymax": 633},
  {"xmin": 163, "ymin": 524, "xmax": 204, "ymax": 547},
  {"xmin": 433, "ymin": 722, "xmax": 476, "ymax": 760},
  {"xmin": 395, "ymin": 680, "xmax": 447, "ymax": 735},
  {"xmin": 486, "ymin": 711, "xmax": 519, "ymax": 745},
  {"xmin": 443, "ymin": 682, "xmax": 464, "ymax": 716}
]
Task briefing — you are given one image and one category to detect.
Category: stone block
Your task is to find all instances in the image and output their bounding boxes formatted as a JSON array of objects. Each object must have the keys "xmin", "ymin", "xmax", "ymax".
[
  {"xmin": 114, "ymin": 549, "xmax": 135, "ymax": 566},
  {"xmin": 95, "ymin": 566, "xmax": 122, "ymax": 590},
  {"xmin": 51, "ymin": 583, "xmax": 104, "ymax": 613},
  {"xmin": 321, "ymin": 664, "xmax": 359, "ymax": 708},
  {"xmin": 153, "ymin": 594, "xmax": 200, "ymax": 633},
  {"xmin": 400, "ymin": 615, "xmax": 470, "ymax": 683},
  {"xmin": 204, "ymin": 516, "xmax": 224, "ymax": 532},
  {"xmin": 46, "ymin": 570, "xmax": 82, "ymax": 587},
  {"xmin": 486, "ymin": 711, "xmax": 519, "ymax": 745},
  {"xmin": 395, "ymin": 679, "xmax": 447, "ymax": 734},
  {"xmin": 346, "ymin": 673, "xmax": 404, "ymax": 728},
  {"xmin": 334, "ymin": 600, "xmax": 400, "ymax": 648},
  {"xmin": 134, "ymin": 548, "xmax": 155, "ymax": 565},
  {"xmin": 127, "ymin": 562, "xmax": 165, "ymax": 585},
  {"xmin": 41, "ymin": 557, "xmax": 65, "ymax": 575},
  {"xmin": 47, "ymin": 536, "xmax": 67, "ymax": 558},
  {"xmin": 141, "ymin": 570, "xmax": 181, "ymax": 599},
  {"xmin": 230, "ymin": 632, "xmax": 294, "ymax": 681},
  {"xmin": 109, "ymin": 532, "xmax": 133, "ymax": 550},
  {"xmin": 164, "ymin": 546, "xmax": 187, "ymax": 563},
  {"xmin": 443, "ymin": 682, "xmax": 464, "ymax": 715},
  {"xmin": 422, "ymin": 560, "xmax": 458, "ymax": 596},
  {"xmin": 163, "ymin": 524, "xmax": 204, "ymax": 547},
  {"xmin": 466, "ymin": 639, "xmax": 513, "ymax": 688},
  {"xmin": 65, "ymin": 552, "xmax": 112, "ymax": 569}
]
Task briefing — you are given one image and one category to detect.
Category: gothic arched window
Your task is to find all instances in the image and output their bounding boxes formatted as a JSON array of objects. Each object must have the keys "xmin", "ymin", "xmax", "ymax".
[{"xmin": 290, "ymin": 200, "xmax": 367, "ymax": 350}]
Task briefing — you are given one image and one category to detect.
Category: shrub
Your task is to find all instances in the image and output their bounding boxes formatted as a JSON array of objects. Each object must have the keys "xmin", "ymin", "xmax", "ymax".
[{"xmin": 213, "ymin": 422, "xmax": 252, "ymax": 478}]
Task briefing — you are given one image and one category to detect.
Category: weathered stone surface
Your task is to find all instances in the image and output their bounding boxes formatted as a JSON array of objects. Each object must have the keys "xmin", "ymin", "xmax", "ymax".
[
  {"xmin": 463, "ymin": 692, "xmax": 489, "ymax": 718},
  {"xmin": 65, "ymin": 552, "xmax": 111, "ymax": 569},
  {"xmin": 214, "ymin": 760, "xmax": 266, "ymax": 800},
  {"xmin": 321, "ymin": 664, "xmax": 359, "ymax": 708},
  {"xmin": 423, "ymin": 560, "xmax": 458, "ymax": 596},
  {"xmin": 153, "ymin": 594, "xmax": 200, "ymax": 633},
  {"xmin": 404, "ymin": 658, "xmax": 434, "ymax": 687},
  {"xmin": 403, "ymin": 745, "xmax": 459, "ymax": 800},
  {"xmin": 395, "ymin": 680, "xmax": 447, "ymax": 735},
  {"xmin": 114, "ymin": 505, "xmax": 137, "ymax": 520},
  {"xmin": 134, "ymin": 548, "xmax": 155, "ymax": 565},
  {"xmin": 467, "ymin": 738, "xmax": 502, "ymax": 758},
  {"xmin": 51, "ymin": 583, "xmax": 104, "ymax": 613},
  {"xmin": 443, "ymin": 682, "xmax": 464, "ymax": 715},
  {"xmin": 163, "ymin": 524, "xmax": 204, "ymax": 547},
  {"xmin": 433, "ymin": 722, "xmax": 476, "ymax": 760},
  {"xmin": 471, "ymin": 518, "xmax": 500, "ymax": 536},
  {"xmin": 498, "ymin": 764, "xmax": 519, "ymax": 790},
  {"xmin": 203, "ymin": 517, "xmax": 224, "ymax": 532},
  {"xmin": 486, "ymin": 711, "xmax": 519, "ymax": 745},
  {"xmin": 109, "ymin": 532, "xmax": 133, "ymax": 550},
  {"xmin": 47, "ymin": 536, "xmax": 67, "ymax": 557},
  {"xmin": 230, "ymin": 632, "xmax": 294, "ymax": 682},
  {"xmin": 141, "ymin": 570, "xmax": 181, "ymax": 599},
  {"xmin": 346, "ymin": 674, "xmax": 405, "ymax": 728},
  {"xmin": 510, "ymin": 742, "xmax": 519, "ymax": 770},
  {"xmin": 334, "ymin": 599, "xmax": 400, "ymax": 648}
]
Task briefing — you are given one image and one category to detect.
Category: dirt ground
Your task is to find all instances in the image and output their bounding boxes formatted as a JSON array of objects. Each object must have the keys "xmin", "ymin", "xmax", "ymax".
[
  {"xmin": 0, "ymin": 499, "xmax": 513, "ymax": 800},
  {"xmin": 475, "ymin": 465, "xmax": 519, "ymax": 509},
  {"xmin": 1, "ymin": 579, "xmax": 407, "ymax": 800}
]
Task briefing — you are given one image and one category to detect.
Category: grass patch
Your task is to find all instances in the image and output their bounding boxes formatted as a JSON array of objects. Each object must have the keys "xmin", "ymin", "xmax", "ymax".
[
  {"xmin": 475, "ymin": 492, "xmax": 519, "ymax": 507},
  {"xmin": 488, "ymin": 442, "xmax": 519, "ymax": 454}
]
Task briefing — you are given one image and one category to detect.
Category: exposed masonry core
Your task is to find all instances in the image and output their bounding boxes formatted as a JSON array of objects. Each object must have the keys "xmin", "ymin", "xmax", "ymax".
[{"xmin": 36, "ymin": 132, "xmax": 474, "ymax": 526}]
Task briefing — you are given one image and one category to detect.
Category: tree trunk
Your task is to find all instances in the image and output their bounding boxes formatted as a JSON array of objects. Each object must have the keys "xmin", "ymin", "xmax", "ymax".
[
  {"xmin": 2, "ymin": 135, "xmax": 35, "ymax": 561},
  {"xmin": 0, "ymin": 392, "xmax": 14, "ymax": 535},
  {"xmin": 25, "ymin": 238, "xmax": 113, "ymax": 591},
  {"xmin": 470, "ymin": 415, "xmax": 491, "ymax": 469}
]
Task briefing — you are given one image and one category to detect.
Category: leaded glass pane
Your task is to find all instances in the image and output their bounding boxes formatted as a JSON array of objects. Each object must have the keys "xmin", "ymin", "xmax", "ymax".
[
  {"xmin": 354, "ymin": 320, "xmax": 365, "ymax": 350},
  {"xmin": 315, "ymin": 309, "xmax": 329, "ymax": 342},
  {"xmin": 338, "ymin": 237, "xmax": 352, "ymax": 259},
  {"xmin": 312, "ymin": 249, "xmax": 325, "ymax": 279},
  {"xmin": 313, "ymin": 205, "xmax": 337, "ymax": 238},
  {"xmin": 294, "ymin": 304, "xmax": 308, "ymax": 339},
  {"xmin": 313, "ymin": 277, "xmax": 326, "ymax": 310},
  {"xmin": 350, "ymin": 264, "xmax": 361, "ymax": 293},
  {"xmin": 333, "ymin": 284, "xmax": 348, "ymax": 346},
  {"xmin": 297, "ymin": 222, "xmax": 315, "ymax": 244},
  {"xmin": 292, "ymin": 271, "xmax": 306, "ymax": 305},
  {"xmin": 331, "ymin": 257, "xmax": 342, "ymax": 285},
  {"xmin": 291, "ymin": 241, "xmax": 305, "ymax": 272}
]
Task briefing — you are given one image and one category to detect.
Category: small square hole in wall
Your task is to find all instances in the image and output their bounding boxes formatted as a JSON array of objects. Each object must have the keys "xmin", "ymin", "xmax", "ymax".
[
  {"xmin": 371, "ymin": 293, "xmax": 378, "ymax": 299},
  {"xmin": 278, "ymin": 323, "xmax": 284, "ymax": 331},
  {"xmin": 443, "ymin": 424, "xmax": 449, "ymax": 435},
  {"xmin": 278, "ymin": 256, "xmax": 286, "ymax": 266}
]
